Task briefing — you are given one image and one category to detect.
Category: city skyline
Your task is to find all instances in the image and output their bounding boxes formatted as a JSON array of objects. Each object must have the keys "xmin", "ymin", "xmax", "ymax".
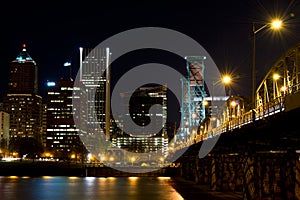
[
  {"xmin": 1, "ymin": 1, "xmax": 300, "ymax": 101},
  {"xmin": 1, "ymin": 5, "xmax": 299, "ymax": 160},
  {"xmin": 1, "ymin": 2, "xmax": 300, "ymax": 199}
]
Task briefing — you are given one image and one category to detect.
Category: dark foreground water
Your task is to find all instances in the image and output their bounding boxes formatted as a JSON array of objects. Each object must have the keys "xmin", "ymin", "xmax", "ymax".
[{"xmin": 0, "ymin": 176, "xmax": 185, "ymax": 200}]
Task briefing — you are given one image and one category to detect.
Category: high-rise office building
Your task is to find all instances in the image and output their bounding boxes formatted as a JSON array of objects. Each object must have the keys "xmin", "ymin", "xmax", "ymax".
[
  {"xmin": 3, "ymin": 44, "xmax": 43, "ymax": 145},
  {"xmin": 111, "ymin": 85, "xmax": 168, "ymax": 159},
  {"xmin": 0, "ymin": 111, "xmax": 10, "ymax": 158},
  {"xmin": 46, "ymin": 78, "xmax": 86, "ymax": 160},
  {"xmin": 41, "ymin": 104, "xmax": 47, "ymax": 147},
  {"xmin": 79, "ymin": 47, "xmax": 111, "ymax": 154}
]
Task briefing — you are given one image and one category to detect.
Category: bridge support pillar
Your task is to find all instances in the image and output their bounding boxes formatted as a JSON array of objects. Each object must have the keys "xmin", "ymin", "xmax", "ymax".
[
  {"xmin": 210, "ymin": 156, "xmax": 217, "ymax": 191},
  {"xmin": 209, "ymin": 154, "xmax": 243, "ymax": 192},
  {"xmin": 242, "ymin": 154, "xmax": 257, "ymax": 200},
  {"xmin": 295, "ymin": 153, "xmax": 300, "ymax": 199},
  {"xmin": 176, "ymin": 145, "xmax": 300, "ymax": 199}
]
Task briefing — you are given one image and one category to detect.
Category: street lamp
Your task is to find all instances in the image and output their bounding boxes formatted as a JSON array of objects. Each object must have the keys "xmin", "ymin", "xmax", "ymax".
[
  {"xmin": 252, "ymin": 19, "xmax": 283, "ymax": 109},
  {"xmin": 131, "ymin": 156, "xmax": 135, "ymax": 166},
  {"xmin": 211, "ymin": 75, "xmax": 232, "ymax": 127},
  {"xmin": 212, "ymin": 75, "xmax": 232, "ymax": 110}
]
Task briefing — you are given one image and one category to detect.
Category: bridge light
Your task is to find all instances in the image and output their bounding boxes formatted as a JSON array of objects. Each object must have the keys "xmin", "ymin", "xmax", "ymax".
[
  {"xmin": 192, "ymin": 113, "xmax": 197, "ymax": 119},
  {"xmin": 230, "ymin": 101, "xmax": 237, "ymax": 107},
  {"xmin": 273, "ymin": 73, "xmax": 280, "ymax": 80},
  {"xmin": 280, "ymin": 86, "xmax": 287, "ymax": 92},
  {"xmin": 202, "ymin": 100, "xmax": 209, "ymax": 106}
]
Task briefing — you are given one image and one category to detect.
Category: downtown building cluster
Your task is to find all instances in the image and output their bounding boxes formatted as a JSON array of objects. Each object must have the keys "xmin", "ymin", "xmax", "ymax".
[{"xmin": 0, "ymin": 45, "xmax": 168, "ymax": 165}]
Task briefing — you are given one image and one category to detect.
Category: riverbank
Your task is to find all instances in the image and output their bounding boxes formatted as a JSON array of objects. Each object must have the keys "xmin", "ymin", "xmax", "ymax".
[
  {"xmin": 0, "ymin": 161, "xmax": 176, "ymax": 177},
  {"xmin": 0, "ymin": 161, "xmax": 85, "ymax": 176}
]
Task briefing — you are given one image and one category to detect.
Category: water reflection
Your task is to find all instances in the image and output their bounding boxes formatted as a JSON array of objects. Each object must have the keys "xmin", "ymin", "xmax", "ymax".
[{"xmin": 0, "ymin": 176, "xmax": 183, "ymax": 200}]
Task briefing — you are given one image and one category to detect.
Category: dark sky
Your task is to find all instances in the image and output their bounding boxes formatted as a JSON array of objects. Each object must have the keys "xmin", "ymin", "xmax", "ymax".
[{"xmin": 1, "ymin": 0, "xmax": 300, "ymax": 101}]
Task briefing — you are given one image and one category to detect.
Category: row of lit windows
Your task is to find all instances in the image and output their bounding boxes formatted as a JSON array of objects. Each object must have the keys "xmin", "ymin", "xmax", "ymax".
[
  {"xmin": 50, "ymin": 100, "xmax": 64, "ymax": 103},
  {"xmin": 49, "ymin": 125, "xmax": 73, "ymax": 128},
  {"xmin": 50, "ymin": 145, "xmax": 72, "ymax": 149},
  {"xmin": 48, "ymin": 92, "xmax": 60, "ymax": 95},
  {"xmin": 8, "ymin": 98, "xmax": 34, "ymax": 101},
  {"xmin": 54, "ymin": 116, "xmax": 71, "ymax": 119},
  {"xmin": 47, "ymin": 136, "xmax": 77, "ymax": 140},
  {"xmin": 47, "ymin": 132, "xmax": 77, "ymax": 136},
  {"xmin": 10, "ymin": 118, "xmax": 37, "ymax": 121},
  {"xmin": 112, "ymin": 138, "xmax": 166, "ymax": 142},
  {"xmin": 47, "ymin": 128, "xmax": 79, "ymax": 131},
  {"xmin": 47, "ymin": 108, "xmax": 71, "ymax": 111},
  {"xmin": 49, "ymin": 112, "xmax": 72, "ymax": 115},
  {"xmin": 61, "ymin": 87, "xmax": 80, "ymax": 90}
]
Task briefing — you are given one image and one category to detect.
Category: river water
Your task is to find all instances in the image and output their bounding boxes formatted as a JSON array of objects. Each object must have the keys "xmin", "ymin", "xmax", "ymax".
[{"xmin": 0, "ymin": 176, "xmax": 185, "ymax": 200}]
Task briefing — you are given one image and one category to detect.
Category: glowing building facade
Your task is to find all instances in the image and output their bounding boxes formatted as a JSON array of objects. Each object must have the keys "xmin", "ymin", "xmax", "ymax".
[
  {"xmin": 111, "ymin": 85, "xmax": 168, "ymax": 157},
  {"xmin": 79, "ymin": 47, "xmax": 111, "ymax": 154},
  {"xmin": 46, "ymin": 78, "xmax": 86, "ymax": 159},
  {"xmin": 3, "ymin": 45, "xmax": 43, "ymax": 145},
  {"xmin": 0, "ymin": 111, "xmax": 10, "ymax": 157}
]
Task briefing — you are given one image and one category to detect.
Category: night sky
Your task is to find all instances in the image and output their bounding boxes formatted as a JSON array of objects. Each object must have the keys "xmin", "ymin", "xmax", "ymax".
[{"xmin": 1, "ymin": 0, "xmax": 300, "ymax": 102}]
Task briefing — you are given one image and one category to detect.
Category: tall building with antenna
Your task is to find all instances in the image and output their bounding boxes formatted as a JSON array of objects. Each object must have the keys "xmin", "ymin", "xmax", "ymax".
[
  {"xmin": 79, "ymin": 47, "xmax": 111, "ymax": 153},
  {"xmin": 3, "ymin": 44, "xmax": 43, "ymax": 146}
]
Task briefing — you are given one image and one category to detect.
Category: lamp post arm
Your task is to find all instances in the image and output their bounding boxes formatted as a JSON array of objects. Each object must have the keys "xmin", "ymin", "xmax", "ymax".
[
  {"xmin": 253, "ymin": 23, "xmax": 269, "ymax": 35},
  {"xmin": 213, "ymin": 79, "xmax": 222, "ymax": 86},
  {"xmin": 252, "ymin": 22, "xmax": 268, "ymax": 109}
]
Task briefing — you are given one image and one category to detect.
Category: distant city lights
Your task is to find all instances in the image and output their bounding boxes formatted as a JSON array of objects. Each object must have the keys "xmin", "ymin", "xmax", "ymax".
[
  {"xmin": 64, "ymin": 62, "xmax": 71, "ymax": 67},
  {"xmin": 47, "ymin": 82, "xmax": 56, "ymax": 87}
]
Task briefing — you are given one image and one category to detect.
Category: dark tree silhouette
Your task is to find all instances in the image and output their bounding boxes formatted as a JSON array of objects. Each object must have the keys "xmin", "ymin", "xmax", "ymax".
[{"xmin": 10, "ymin": 137, "xmax": 44, "ymax": 162}]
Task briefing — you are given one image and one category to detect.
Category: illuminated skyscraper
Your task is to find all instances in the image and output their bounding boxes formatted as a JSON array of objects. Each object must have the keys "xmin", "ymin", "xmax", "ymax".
[
  {"xmin": 46, "ymin": 78, "xmax": 86, "ymax": 160},
  {"xmin": 111, "ymin": 85, "xmax": 168, "ymax": 159},
  {"xmin": 79, "ymin": 47, "xmax": 111, "ymax": 153},
  {"xmin": 3, "ymin": 45, "xmax": 43, "ymax": 145},
  {"xmin": 0, "ymin": 111, "xmax": 10, "ymax": 157}
]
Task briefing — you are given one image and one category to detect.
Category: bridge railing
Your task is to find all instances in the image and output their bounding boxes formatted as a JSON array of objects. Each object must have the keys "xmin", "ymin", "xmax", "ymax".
[
  {"xmin": 212, "ymin": 96, "xmax": 285, "ymax": 136},
  {"xmin": 255, "ymin": 96, "xmax": 285, "ymax": 120},
  {"xmin": 175, "ymin": 90, "xmax": 294, "ymax": 149}
]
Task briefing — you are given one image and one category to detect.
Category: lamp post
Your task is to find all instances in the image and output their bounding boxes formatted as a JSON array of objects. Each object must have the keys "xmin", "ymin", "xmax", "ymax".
[
  {"xmin": 131, "ymin": 156, "xmax": 135, "ymax": 166},
  {"xmin": 211, "ymin": 75, "xmax": 231, "ymax": 116},
  {"xmin": 252, "ymin": 19, "xmax": 282, "ymax": 110},
  {"xmin": 211, "ymin": 75, "xmax": 231, "ymax": 129}
]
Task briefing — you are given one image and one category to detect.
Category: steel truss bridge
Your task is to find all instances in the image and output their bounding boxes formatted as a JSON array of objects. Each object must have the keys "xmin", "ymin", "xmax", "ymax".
[{"xmin": 174, "ymin": 43, "xmax": 300, "ymax": 150}]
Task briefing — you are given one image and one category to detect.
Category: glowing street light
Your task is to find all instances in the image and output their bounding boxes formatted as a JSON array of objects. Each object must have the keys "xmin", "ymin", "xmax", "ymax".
[
  {"xmin": 131, "ymin": 156, "xmax": 136, "ymax": 166},
  {"xmin": 273, "ymin": 73, "xmax": 280, "ymax": 80},
  {"xmin": 222, "ymin": 75, "xmax": 232, "ymax": 84},
  {"xmin": 271, "ymin": 19, "xmax": 282, "ymax": 29},
  {"xmin": 211, "ymin": 74, "xmax": 232, "ymax": 115},
  {"xmin": 210, "ymin": 74, "xmax": 232, "ymax": 130}
]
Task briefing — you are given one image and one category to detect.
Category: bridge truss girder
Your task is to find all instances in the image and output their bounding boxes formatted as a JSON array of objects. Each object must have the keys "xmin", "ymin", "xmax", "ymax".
[{"xmin": 256, "ymin": 43, "xmax": 300, "ymax": 109}]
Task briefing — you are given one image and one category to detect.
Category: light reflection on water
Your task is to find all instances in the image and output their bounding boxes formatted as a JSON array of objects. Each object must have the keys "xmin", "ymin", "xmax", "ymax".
[{"xmin": 0, "ymin": 176, "xmax": 184, "ymax": 200}]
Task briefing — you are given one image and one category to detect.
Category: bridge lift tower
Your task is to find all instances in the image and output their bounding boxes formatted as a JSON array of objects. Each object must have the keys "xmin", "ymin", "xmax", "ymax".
[{"xmin": 179, "ymin": 56, "xmax": 206, "ymax": 143}]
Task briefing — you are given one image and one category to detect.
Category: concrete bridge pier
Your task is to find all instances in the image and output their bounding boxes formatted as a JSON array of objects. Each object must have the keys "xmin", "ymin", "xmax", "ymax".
[{"xmin": 177, "ymin": 150, "xmax": 300, "ymax": 200}]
